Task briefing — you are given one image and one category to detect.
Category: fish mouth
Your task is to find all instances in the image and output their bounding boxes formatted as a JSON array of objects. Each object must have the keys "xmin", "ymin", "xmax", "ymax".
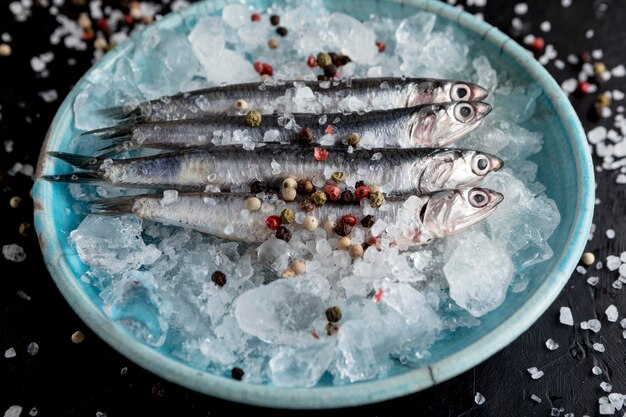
[
  {"xmin": 487, "ymin": 189, "xmax": 504, "ymax": 205},
  {"xmin": 471, "ymin": 84, "xmax": 489, "ymax": 101},
  {"xmin": 489, "ymin": 154, "xmax": 504, "ymax": 172},
  {"xmin": 474, "ymin": 101, "xmax": 492, "ymax": 119}
]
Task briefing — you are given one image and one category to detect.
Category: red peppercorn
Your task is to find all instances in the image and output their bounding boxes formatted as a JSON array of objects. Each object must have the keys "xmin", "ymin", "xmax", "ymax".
[
  {"xmin": 265, "ymin": 215, "xmax": 281, "ymax": 230},
  {"xmin": 314, "ymin": 147, "xmax": 330, "ymax": 161},
  {"xmin": 376, "ymin": 41, "xmax": 386, "ymax": 52},
  {"xmin": 577, "ymin": 81, "xmax": 591, "ymax": 95},
  {"xmin": 369, "ymin": 237, "xmax": 377, "ymax": 245},
  {"xmin": 251, "ymin": 13, "xmax": 261, "ymax": 22},
  {"xmin": 531, "ymin": 37, "xmax": 545, "ymax": 52},
  {"xmin": 341, "ymin": 214, "xmax": 357, "ymax": 227},
  {"xmin": 354, "ymin": 185, "xmax": 371, "ymax": 200},
  {"xmin": 253, "ymin": 61, "xmax": 273, "ymax": 76},
  {"xmin": 373, "ymin": 288, "xmax": 384, "ymax": 302},
  {"xmin": 324, "ymin": 125, "xmax": 335, "ymax": 135},
  {"xmin": 253, "ymin": 61, "xmax": 263, "ymax": 74},
  {"xmin": 123, "ymin": 14, "xmax": 134, "ymax": 25},
  {"xmin": 96, "ymin": 18, "xmax": 108, "ymax": 31},
  {"xmin": 324, "ymin": 185, "xmax": 341, "ymax": 201},
  {"xmin": 307, "ymin": 56, "xmax": 317, "ymax": 68}
]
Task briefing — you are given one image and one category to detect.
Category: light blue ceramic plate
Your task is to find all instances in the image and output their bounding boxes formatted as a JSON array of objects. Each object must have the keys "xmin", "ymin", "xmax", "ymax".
[{"xmin": 33, "ymin": 0, "xmax": 594, "ymax": 409}]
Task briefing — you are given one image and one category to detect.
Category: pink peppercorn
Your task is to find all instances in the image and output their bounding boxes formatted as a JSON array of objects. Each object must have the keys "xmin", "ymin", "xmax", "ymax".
[
  {"xmin": 354, "ymin": 186, "xmax": 371, "ymax": 200},
  {"xmin": 265, "ymin": 215, "xmax": 281, "ymax": 230},
  {"xmin": 376, "ymin": 41, "xmax": 386, "ymax": 52},
  {"xmin": 578, "ymin": 81, "xmax": 591, "ymax": 95},
  {"xmin": 307, "ymin": 56, "xmax": 317, "ymax": 68},
  {"xmin": 531, "ymin": 37, "xmax": 545, "ymax": 51},
  {"xmin": 251, "ymin": 13, "xmax": 261, "ymax": 22},
  {"xmin": 341, "ymin": 214, "xmax": 357, "ymax": 227},
  {"xmin": 314, "ymin": 147, "xmax": 329, "ymax": 161},
  {"xmin": 324, "ymin": 185, "xmax": 341, "ymax": 201}
]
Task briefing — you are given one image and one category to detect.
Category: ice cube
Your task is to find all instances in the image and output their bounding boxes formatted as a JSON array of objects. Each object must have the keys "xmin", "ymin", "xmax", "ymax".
[
  {"xmin": 443, "ymin": 232, "xmax": 514, "ymax": 317},
  {"xmin": 269, "ymin": 340, "xmax": 336, "ymax": 387},
  {"xmin": 606, "ymin": 304, "xmax": 619, "ymax": 322},
  {"xmin": 559, "ymin": 307, "xmax": 574, "ymax": 326},
  {"xmin": 324, "ymin": 13, "xmax": 378, "ymax": 65},
  {"xmin": 222, "ymin": 4, "xmax": 249, "ymax": 28}
]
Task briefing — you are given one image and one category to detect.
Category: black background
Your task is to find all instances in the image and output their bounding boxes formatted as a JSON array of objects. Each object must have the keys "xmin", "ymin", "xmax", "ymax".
[{"xmin": 1, "ymin": 1, "xmax": 623, "ymax": 416}]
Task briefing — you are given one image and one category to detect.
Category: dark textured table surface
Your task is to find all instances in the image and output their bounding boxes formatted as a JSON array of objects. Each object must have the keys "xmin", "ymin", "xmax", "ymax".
[{"xmin": 1, "ymin": 1, "xmax": 623, "ymax": 416}]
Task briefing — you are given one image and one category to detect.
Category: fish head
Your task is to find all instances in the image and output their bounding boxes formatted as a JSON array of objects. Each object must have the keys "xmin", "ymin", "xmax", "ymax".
[
  {"xmin": 420, "ymin": 187, "xmax": 504, "ymax": 238},
  {"xmin": 444, "ymin": 81, "xmax": 489, "ymax": 102},
  {"xmin": 418, "ymin": 149, "xmax": 502, "ymax": 192},
  {"xmin": 405, "ymin": 81, "xmax": 489, "ymax": 107},
  {"xmin": 409, "ymin": 101, "xmax": 491, "ymax": 147}
]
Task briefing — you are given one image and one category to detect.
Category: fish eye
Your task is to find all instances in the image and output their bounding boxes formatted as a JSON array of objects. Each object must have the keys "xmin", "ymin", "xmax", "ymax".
[
  {"xmin": 469, "ymin": 189, "xmax": 489, "ymax": 208},
  {"xmin": 471, "ymin": 154, "xmax": 491, "ymax": 175},
  {"xmin": 454, "ymin": 103, "xmax": 475, "ymax": 122},
  {"xmin": 451, "ymin": 83, "xmax": 470, "ymax": 100}
]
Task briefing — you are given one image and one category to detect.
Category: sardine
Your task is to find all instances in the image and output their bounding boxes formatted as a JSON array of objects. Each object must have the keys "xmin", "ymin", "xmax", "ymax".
[
  {"xmin": 89, "ymin": 188, "xmax": 504, "ymax": 245},
  {"xmin": 105, "ymin": 78, "xmax": 489, "ymax": 122},
  {"xmin": 89, "ymin": 101, "xmax": 491, "ymax": 156},
  {"xmin": 44, "ymin": 146, "xmax": 503, "ymax": 194}
]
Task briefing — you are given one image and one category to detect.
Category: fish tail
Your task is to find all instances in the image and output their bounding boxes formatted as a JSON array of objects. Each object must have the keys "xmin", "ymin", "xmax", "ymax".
[
  {"xmin": 89, "ymin": 196, "xmax": 138, "ymax": 216},
  {"xmin": 80, "ymin": 124, "xmax": 133, "ymax": 141},
  {"xmin": 95, "ymin": 142, "xmax": 133, "ymax": 158},
  {"xmin": 47, "ymin": 151, "xmax": 103, "ymax": 169},
  {"xmin": 41, "ymin": 172, "xmax": 102, "ymax": 183},
  {"xmin": 98, "ymin": 105, "xmax": 142, "ymax": 122}
]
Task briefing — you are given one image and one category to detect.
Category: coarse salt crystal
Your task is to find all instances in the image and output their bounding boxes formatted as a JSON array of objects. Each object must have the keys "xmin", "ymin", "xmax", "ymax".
[
  {"xmin": 601, "ymin": 382, "xmax": 613, "ymax": 392},
  {"xmin": 4, "ymin": 347, "xmax": 16, "ymax": 358},
  {"xmin": 606, "ymin": 229, "xmax": 616, "ymax": 239},
  {"xmin": 580, "ymin": 321, "xmax": 589, "ymax": 330},
  {"xmin": 592, "ymin": 49, "xmax": 604, "ymax": 60},
  {"xmin": 474, "ymin": 392, "xmax": 485, "ymax": 405},
  {"xmin": 576, "ymin": 265, "xmax": 586, "ymax": 274},
  {"xmin": 540, "ymin": 21, "xmax": 551, "ymax": 32},
  {"xmin": 606, "ymin": 255, "xmax": 621, "ymax": 271},
  {"xmin": 620, "ymin": 318, "xmax": 626, "ymax": 328},
  {"xmin": 593, "ymin": 343, "xmax": 605, "ymax": 352},
  {"xmin": 514, "ymin": 3, "xmax": 528, "ymax": 15},
  {"xmin": 545, "ymin": 338, "xmax": 559, "ymax": 350},
  {"xmin": 593, "ymin": 366, "xmax": 603, "ymax": 375},
  {"xmin": 599, "ymin": 403, "xmax": 615, "ymax": 414},
  {"xmin": 605, "ymin": 305, "xmax": 618, "ymax": 322},
  {"xmin": 586, "ymin": 29, "xmax": 595, "ymax": 38},
  {"xmin": 587, "ymin": 276, "xmax": 600, "ymax": 286},
  {"xmin": 559, "ymin": 307, "xmax": 574, "ymax": 326},
  {"xmin": 561, "ymin": 0, "xmax": 571, "ymax": 7},
  {"xmin": 588, "ymin": 319, "xmax": 601, "ymax": 333},
  {"xmin": 531, "ymin": 394, "xmax": 542, "ymax": 403},
  {"xmin": 531, "ymin": 370, "xmax": 544, "ymax": 379},
  {"xmin": 561, "ymin": 78, "xmax": 577, "ymax": 94},
  {"xmin": 612, "ymin": 65, "xmax": 626, "ymax": 77}
]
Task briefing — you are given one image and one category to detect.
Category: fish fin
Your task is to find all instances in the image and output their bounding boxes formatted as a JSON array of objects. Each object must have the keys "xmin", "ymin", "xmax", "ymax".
[
  {"xmin": 41, "ymin": 172, "xmax": 102, "ymax": 183},
  {"xmin": 97, "ymin": 105, "xmax": 143, "ymax": 122},
  {"xmin": 47, "ymin": 152, "xmax": 103, "ymax": 170},
  {"xmin": 80, "ymin": 124, "xmax": 134, "ymax": 141},
  {"xmin": 95, "ymin": 142, "xmax": 132, "ymax": 158},
  {"xmin": 89, "ymin": 196, "xmax": 139, "ymax": 216}
]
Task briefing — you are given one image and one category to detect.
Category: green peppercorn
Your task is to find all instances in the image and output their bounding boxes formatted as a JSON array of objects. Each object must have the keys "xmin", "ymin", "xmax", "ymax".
[
  {"xmin": 211, "ymin": 271, "xmax": 227, "ymax": 287},
  {"xmin": 361, "ymin": 215, "xmax": 375, "ymax": 228},
  {"xmin": 231, "ymin": 367, "xmax": 245, "ymax": 380},
  {"xmin": 316, "ymin": 52, "xmax": 332, "ymax": 68},
  {"xmin": 250, "ymin": 180, "xmax": 267, "ymax": 193},
  {"xmin": 369, "ymin": 190, "xmax": 385, "ymax": 208},
  {"xmin": 275, "ymin": 225, "xmax": 292, "ymax": 242},
  {"xmin": 326, "ymin": 322, "xmax": 339, "ymax": 336},
  {"xmin": 280, "ymin": 208, "xmax": 296, "ymax": 224},
  {"xmin": 341, "ymin": 190, "xmax": 355, "ymax": 203},
  {"xmin": 276, "ymin": 26, "xmax": 288, "ymax": 37},
  {"xmin": 325, "ymin": 306, "xmax": 342, "ymax": 322},
  {"xmin": 331, "ymin": 171, "xmax": 346, "ymax": 183},
  {"xmin": 18, "ymin": 222, "xmax": 31, "ymax": 237},
  {"xmin": 297, "ymin": 127, "xmax": 315, "ymax": 144},
  {"xmin": 300, "ymin": 198, "xmax": 315, "ymax": 212},
  {"xmin": 245, "ymin": 110, "xmax": 262, "ymax": 127},
  {"xmin": 596, "ymin": 93, "xmax": 611, "ymax": 108},
  {"xmin": 311, "ymin": 191, "xmax": 327, "ymax": 206},
  {"xmin": 347, "ymin": 133, "xmax": 360, "ymax": 146}
]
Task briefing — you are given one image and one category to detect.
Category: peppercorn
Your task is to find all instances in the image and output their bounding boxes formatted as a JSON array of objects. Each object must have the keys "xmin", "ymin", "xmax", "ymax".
[
  {"xmin": 151, "ymin": 382, "xmax": 166, "ymax": 398},
  {"xmin": 324, "ymin": 220, "xmax": 336, "ymax": 234},
  {"xmin": 253, "ymin": 61, "xmax": 273, "ymax": 76},
  {"xmin": 281, "ymin": 268, "xmax": 295, "ymax": 278},
  {"xmin": 369, "ymin": 191, "xmax": 385, "ymax": 208},
  {"xmin": 282, "ymin": 177, "xmax": 297, "ymax": 190},
  {"xmin": 577, "ymin": 81, "xmax": 591, "ymax": 95},
  {"xmin": 531, "ymin": 37, "xmax": 545, "ymax": 52},
  {"xmin": 303, "ymin": 215, "xmax": 319, "ymax": 231},
  {"xmin": 581, "ymin": 252, "xmax": 595, "ymax": 266},
  {"xmin": 341, "ymin": 214, "xmax": 357, "ymax": 227},
  {"xmin": 0, "ymin": 44, "xmax": 12, "ymax": 57},
  {"xmin": 324, "ymin": 185, "xmax": 341, "ymax": 201},
  {"xmin": 326, "ymin": 322, "xmax": 339, "ymax": 336},
  {"xmin": 369, "ymin": 184, "xmax": 381, "ymax": 194},
  {"xmin": 234, "ymin": 99, "xmax": 248, "ymax": 110},
  {"xmin": 94, "ymin": 37, "xmax": 108, "ymax": 50},
  {"xmin": 334, "ymin": 222, "xmax": 353, "ymax": 237},
  {"xmin": 307, "ymin": 56, "xmax": 317, "ymax": 68},
  {"xmin": 211, "ymin": 271, "xmax": 227, "ymax": 287},
  {"xmin": 316, "ymin": 52, "xmax": 332, "ymax": 68},
  {"xmin": 71, "ymin": 330, "xmax": 84, "ymax": 344},
  {"xmin": 9, "ymin": 196, "xmax": 21, "ymax": 208},
  {"xmin": 300, "ymin": 198, "xmax": 315, "ymax": 212},
  {"xmin": 596, "ymin": 93, "xmax": 611, "ymax": 108},
  {"xmin": 325, "ymin": 306, "xmax": 342, "ymax": 322},
  {"xmin": 337, "ymin": 54, "xmax": 351, "ymax": 66},
  {"xmin": 362, "ymin": 242, "xmax": 371, "ymax": 252},
  {"xmin": 298, "ymin": 179, "xmax": 315, "ymax": 194},
  {"xmin": 347, "ymin": 133, "xmax": 360, "ymax": 146},
  {"xmin": 78, "ymin": 14, "xmax": 92, "ymax": 29},
  {"xmin": 282, "ymin": 187, "xmax": 297, "ymax": 202},
  {"xmin": 18, "ymin": 223, "xmax": 31, "ymax": 237},
  {"xmin": 268, "ymin": 38, "xmax": 278, "ymax": 49},
  {"xmin": 323, "ymin": 64, "xmax": 337, "ymax": 78},
  {"xmin": 341, "ymin": 190, "xmax": 355, "ymax": 203},
  {"xmin": 251, "ymin": 13, "xmax": 261, "ymax": 22},
  {"xmin": 270, "ymin": 14, "xmax": 280, "ymax": 26},
  {"xmin": 244, "ymin": 197, "xmax": 261, "ymax": 212},
  {"xmin": 250, "ymin": 180, "xmax": 267, "ymax": 193},
  {"xmin": 593, "ymin": 62, "xmax": 607, "ymax": 77},
  {"xmin": 317, "ymin": 75, "xmax": 329, "ymax": 81},
  {"xmin": 276, "ymin": 26, "xmax": 288, "ymax": 37},
  {"xmin": 355, "ymin": 180, "xmax": 366, "ymax": 188},
  {"xmin": 361, "ymin": 215, "xmax": 375, "ymax": 228},
  {"xmin": 376, "ymin": 41, "xmax": 386, "ymax": 52},
  {"xmin": 355, "ymin": 185, "xmax": 371, "ymax": 200},
  {"xmin": 297, "ymin": 127, "xmax": 315, "ymax": 144},
  {"xmin": 314, "ymin": 147, "xmax": 330, "ymax": 161},
  {"xmin": 280, "ymin": 208, "xmax": 296, "ymax": 224},
  {"xmin": 231, "ymin": 367, "xmax": 245, "ymax": 381},
  {"xmin": 331, "ymin": 171, "xmax": 346, "ymax": 183},
  {"xmin": 338, "ymin": 236, "xmax": 351, "ymax": 250},
  {"xmin": 245, "ymin": 110, "xmax": 262, "ymax": 127},
  {"xmin": 275, "ymin": 225, "xmax": 292, "ymax": 242},
  {"xmin": 311, "ymin": 191, "xmax": 327, "ymax": 206},
  {"xmin": 579, "ymin": 51, "xmax": 592, "ymax": 64},
  {"xmin": 290, "ymin": 259, "xmax": 306, "ymax": 275},
  {"xmin": 349, "ymin": 244, "xmax": 364, "ymax": 259},
  {"xmin": 265, "ymin": 215, "xmax": 281, "ymax": 230}
]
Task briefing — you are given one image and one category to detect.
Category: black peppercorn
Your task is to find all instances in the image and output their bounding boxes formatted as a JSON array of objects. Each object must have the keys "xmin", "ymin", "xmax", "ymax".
[
  {"xmin": 341, "ymin": 190, "xmax": 355, "ymax": 203},
  {"xmin": 211, "ymin": 271, "xmax": 227, "ymax": 287},
  {"xmin": 338, "ymin": 54, "xmax": 351, "ymax": 66},
  {"xmin": 317, "ymin": 74, "xmax": 329, "ymax": 81},
  {"xmin": 323, "ymin": 64, "xmax": 336, "ymax": 78},
  {"xmin": 297, "ymin": 127, "xmax": 315, "ymax": 144},
  {"xmin": 355, "ymin": 180, "xmax": 366, "ymax": 188},
  {"xmin": 276, "ymin": 26, "xmax": 288, "ymax": 37},
  {"xmin": 325, "ymin": 306, "xmax": 342, "ymax": 322},
  {"xmin": 269, "ymin": 14, "xmax": 280, "ymax": 26},
  {"xmin": 298, "ymin": 179, "xmax": 315, "ymax": 194},
  {"xmin": 334, "ymin": 221, "xmax": 353, "ymax": 237},
  {"xmin": 300, "ymin": 198, "xmax": 315, "ymax": 212},
  {"xmin": 250, "ymin": 180, "xmax": 267, "ymax": 193},
  {"xmin": 275, "ymin": 225, "xmax": 292, "ymax": 242},
  {"xmin": 362, "ymin": 242, "xmax": 371, "ymax": 251},
  {"xmin": 329, "ymin": 52, "xmax": 340, "ymax": 66},
  {"xmin": 361, "ymin": 215, "xmax": 375, "ymax": 228},
  {"xmin": 231, "ymin": 367, "xmax": 245, "ymax": 381}
]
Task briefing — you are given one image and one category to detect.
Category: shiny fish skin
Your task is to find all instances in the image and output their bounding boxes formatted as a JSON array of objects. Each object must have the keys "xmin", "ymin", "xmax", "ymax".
[
  {"xmin": 90, "ymin": 188, "xmax": 503, "ymax": 245},
  {"xmin": 90, "ymin": 101, "xmax": 492, "ymax": 156},
  {"xmin": 106, "ymin": 77, "xmax": 489, "ymax": 122},
  {"xmin": 45, "ymin": 146, "xmax": 503, "ymax": 194}
]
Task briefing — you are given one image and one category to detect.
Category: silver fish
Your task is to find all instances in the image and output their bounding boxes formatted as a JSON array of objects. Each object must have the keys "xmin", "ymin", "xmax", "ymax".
[
  {"xmin": 106, "ymin": 78, "xmax": 489, "ymax": 122},
  {"xmin": 89, "ymin": 101, "xmax": 492, "ymax": 156},
  {"xmin": 44, "ymin": 146, "xmax": 503, "ymax": 194},
  {"xmin": 89, "ymin": 188, "xmax": 503, "ymax": 245}
]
